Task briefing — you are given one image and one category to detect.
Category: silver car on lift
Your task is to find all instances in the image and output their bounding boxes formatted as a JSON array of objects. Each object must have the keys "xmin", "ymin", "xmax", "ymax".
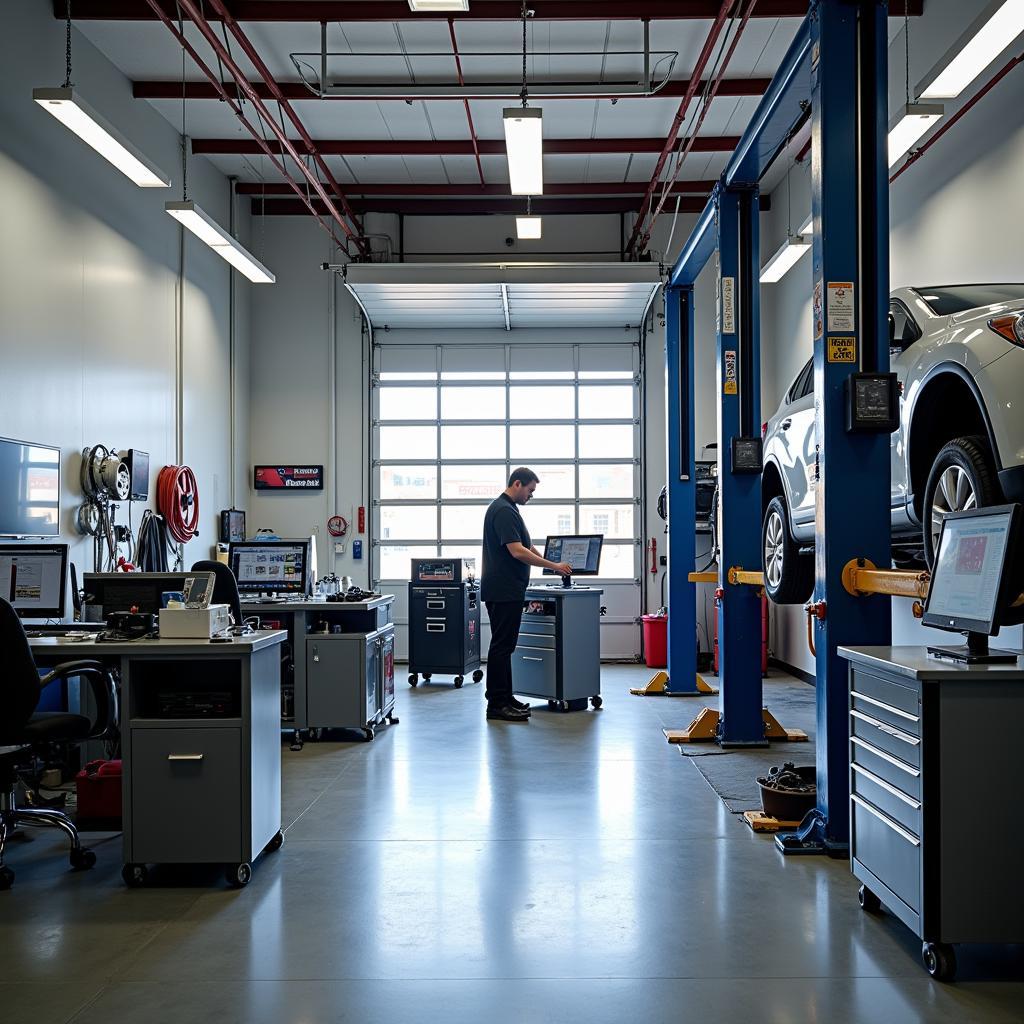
[{"xmin": 761, "ymin": 283, "xmax": 1024, "ymax": 604}]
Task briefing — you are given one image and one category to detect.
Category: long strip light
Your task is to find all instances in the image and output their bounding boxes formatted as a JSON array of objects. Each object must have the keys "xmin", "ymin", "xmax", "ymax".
[
  {"xmin": 408, "ymin": 1, "xmax": 469, "ymax": 10},
  {"xmin": 516, "ymin": 216, "xmax": 542, "ymax": 239},
  {"xmin": 33, "ymin": 87, "xmax": 170, "ymax": 188},
  {"xmin": 165, "ymin": 200, "xmax": 275, "ymax": 283},
  {"xmin": 888, "ymin": 102, "xmax": 943, "ymax": 167},
  {"xmin": 760, "ymin": 234, "xmax": 811, "ymax": 283},
  {"xmin": 503, "ymin": 107, "xmax": 544, "ymax": 195},
  {"xmin": 921, "ymin": 0, "xmax": 1024, "ymax": 98}
]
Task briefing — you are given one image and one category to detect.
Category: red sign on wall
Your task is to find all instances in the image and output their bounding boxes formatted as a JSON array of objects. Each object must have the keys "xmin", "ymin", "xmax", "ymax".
[{"xmin": 254, "ymin": 465, "xmax": 324, "ymax": 491}]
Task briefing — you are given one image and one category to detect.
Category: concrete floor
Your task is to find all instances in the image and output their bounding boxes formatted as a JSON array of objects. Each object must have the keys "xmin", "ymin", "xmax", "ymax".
[{"xmin": 1, "ymin": 666, "xmax": 1022, "ymax": 1024}]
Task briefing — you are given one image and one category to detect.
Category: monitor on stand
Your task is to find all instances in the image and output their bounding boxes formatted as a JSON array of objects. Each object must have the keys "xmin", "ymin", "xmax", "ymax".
[
  {"xmin": 922, "ymin": 504, "xmax": 1022, "ymax": 664},
  {"xmin": 0, "ymin": 543, "xmax": 68, "ymax": 619},
  {"xmin": 228, "ymin": 540, "xmax": 310, "ymax": 599},
  {"xmin": 542, "ymin": 535, "xmax": 604, "ymax": 589}
]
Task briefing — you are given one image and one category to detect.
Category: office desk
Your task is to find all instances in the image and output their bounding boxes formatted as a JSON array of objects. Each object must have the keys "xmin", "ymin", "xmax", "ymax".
[
  {"xmin": 30, "ymin": 632, "xmax": 286, "ymax": 888},
  {"xmin": 239, "ymin": 597, "xmax": 395, "ymax": 748}
]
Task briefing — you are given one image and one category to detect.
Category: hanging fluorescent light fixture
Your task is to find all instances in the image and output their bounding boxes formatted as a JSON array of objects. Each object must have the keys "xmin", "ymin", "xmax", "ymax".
[
  {"xmin": 760, "ymin": 234, "xmax": 811, "ymax": 284},
  {"xmin": 504, "ymin": 107, "xmax": 544, "ymax": 195},
  {"xmin": 33, "ymin": 87, "xmax": 171, "ymax": 188},
  {"xmin": 798, "ymin": 215, "xmax": 812, "ymax": 235},
  {"xmin": 408, "ymin": 1, "xmax": 470, "ymax": 9},
  {"xmin": 887, "ymin": 103, "xmax": 943, "ymax": 167},
  {"xmin": 516, "ymin": 217, "xmax": 542, "ymax": 239},
  {"xmin": 166, "ymin": 201, "xmax": 275, "ymax": 283},
  {"xmin": 921, "ymin": 0, "xmax": 1024, "ymax": 99}
]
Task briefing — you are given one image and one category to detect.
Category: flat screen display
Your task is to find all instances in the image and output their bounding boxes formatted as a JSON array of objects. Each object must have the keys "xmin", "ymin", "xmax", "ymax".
[
  {"xmin": 0, "ymin": 437, "xmax": 60, "ymax": 536},
  {"xmin": 0, "ymin": 544, "xmax": 68, "ymax": 618},
  {"xmin": 924, "ymin": 510, "xmax": 1013, "ymax": 632},
  {"xmin": 229, "ymin": 541, "xmax": 308, "ymax": 595},
  {"xmin": 542, "ymin": 535, "xmax": 604, "ymax": 576}
]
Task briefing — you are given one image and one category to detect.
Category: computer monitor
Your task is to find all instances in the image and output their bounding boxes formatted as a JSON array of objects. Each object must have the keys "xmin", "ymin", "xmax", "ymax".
[
  {"xmin": 0, "ymin": 437, "xmax": 60, "ymax": 537},
  {"xmin": 922, "ymin": 504, "xmax": 1022, "ymax": 664},
  {"xmin": 82, "ymin": 572, "xmax": 190, "ymax": 618},
  {"xmin": 229, "ymin": 540, "xmax": 310, "ymax": 597},
  {"xmin": 543, "ymin": 534, "xmax": 604, "ymax": 588},
  {"xmin": 0, "ymin": 543, "xmax": 67, "ymax": 618}
]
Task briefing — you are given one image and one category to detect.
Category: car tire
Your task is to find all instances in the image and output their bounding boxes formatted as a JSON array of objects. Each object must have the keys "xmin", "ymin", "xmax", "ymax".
[
  {"xmin": 922, "ymin": 435, "xmax": 1000, "ymax": 567},
  {"xmin": 762, "ymin": 495, "xmax": 815, "ymax": 605}
]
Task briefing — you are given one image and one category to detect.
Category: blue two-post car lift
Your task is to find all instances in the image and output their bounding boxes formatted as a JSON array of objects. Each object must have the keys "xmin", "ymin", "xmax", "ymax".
[{"xmin": 657, "ymin": 0, "xmax": 895, "ymax": 854}]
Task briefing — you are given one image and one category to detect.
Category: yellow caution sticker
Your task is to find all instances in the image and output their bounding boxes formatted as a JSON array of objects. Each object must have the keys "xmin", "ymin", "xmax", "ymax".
[
  {"xmin": 827, "ymin": 336, "xmax": 857, "ymax": 363},
  {"xmin": 724, "ymin": 350, "xmax": 738, "ymax": 394}
]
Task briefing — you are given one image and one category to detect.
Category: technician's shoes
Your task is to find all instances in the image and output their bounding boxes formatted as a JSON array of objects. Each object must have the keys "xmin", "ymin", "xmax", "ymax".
[
  {"xmin": 486, "ymin": 704, "xmax": 530, "ymax": 721},
  {"xmin": 510, "ymin": 697, "xmax": 531, "ymax": 712}
]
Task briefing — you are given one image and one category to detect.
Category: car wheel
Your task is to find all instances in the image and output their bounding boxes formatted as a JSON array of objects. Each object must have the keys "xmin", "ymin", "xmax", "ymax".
[
  {"xmin": 762, "ymin": 495, "xmax": 815, "ymax": 605},
  {"xmin": 922, "ymin": 435, "xmax": 999, "ymax": 567}
]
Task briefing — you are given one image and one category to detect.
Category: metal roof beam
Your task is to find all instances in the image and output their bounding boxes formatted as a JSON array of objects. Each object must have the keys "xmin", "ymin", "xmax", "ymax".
[
  {"xmin": 236, "ymin": 180, "xmax": 717, "ymax": 197},
  {"xmin": 254, "ymin": 196, "xmax": 711, "ymax": 216}
]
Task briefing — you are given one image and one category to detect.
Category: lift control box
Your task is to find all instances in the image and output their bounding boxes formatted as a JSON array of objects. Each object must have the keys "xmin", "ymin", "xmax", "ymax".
[{"xmin": 845, "ymin": 372, "xmax": 899, "ymax": 434}]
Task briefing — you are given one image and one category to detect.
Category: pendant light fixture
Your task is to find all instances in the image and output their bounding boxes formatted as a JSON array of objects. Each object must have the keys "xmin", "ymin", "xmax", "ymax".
[
  {"xmin": 163, "ymin": 31, "xmax": 274, "ymax": 284},
  {"xmin": 504, "ymin": 2, "xmax": 543, "ymax": 196},
  {"xmin": 888, "ymin": 9, "xmax": 943, "ymax": 168},
  {"xmin": 34, "ymin": 3, "xmax": 170, "ymax": 188},
  {"xmin": 760, "ymin": 165, "xmax": 810, "ymax": 284},
  {"xmin": 516, "ymin": 195, "xmax": 542, "ymax": 239}
]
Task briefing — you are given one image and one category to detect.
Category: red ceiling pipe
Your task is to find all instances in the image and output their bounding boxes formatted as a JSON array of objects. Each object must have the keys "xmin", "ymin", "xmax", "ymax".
[
  {"xmin": 193, "ymin": 135, "xmax": 741, "ymax": 156},
  {"xmin": 138, "ymin": 0, "xmax": 349, "ymax": 251},
  {"xmin": 132, "ymin": 77, "xmax": 773, "ymax": 102},
  {"xmin": 636, "ymin": 0, "xmax": 757, "ymax": 254},
  {"xmin": 448, "ymin": 19, "xmax": 485, "ymax": 186},
  {"xmin": 235, "ymin": 180, "xmax": 718, "ymax": 197},
  {"xmin": 195, "ymin": 0, "xmax": 368, "ymax": 255},
  {"xmin": 624, "ymin": 0, "xmax": 734, "ymax": 257}
]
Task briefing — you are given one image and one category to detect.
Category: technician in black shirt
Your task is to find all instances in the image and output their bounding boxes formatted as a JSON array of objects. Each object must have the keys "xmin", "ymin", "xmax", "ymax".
[{"xmin": 481, "ymin": 467, "xmax": 572, "ymax": 721}]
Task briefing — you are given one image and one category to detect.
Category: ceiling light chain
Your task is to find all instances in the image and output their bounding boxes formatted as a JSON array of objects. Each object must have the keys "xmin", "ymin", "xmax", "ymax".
[
  {"xmin": 63, "ymin": 0, "xmax": 73, "ymax": 89},
  {"xmin": 521, "ymin": 0, "xmax": 529, "ymax": 109}
]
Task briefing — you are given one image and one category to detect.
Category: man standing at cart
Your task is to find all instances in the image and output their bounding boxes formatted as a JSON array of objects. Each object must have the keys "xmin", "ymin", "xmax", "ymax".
[{"xmin": 480, "ymin": 467, "xmax": 572, "ymax": 721}]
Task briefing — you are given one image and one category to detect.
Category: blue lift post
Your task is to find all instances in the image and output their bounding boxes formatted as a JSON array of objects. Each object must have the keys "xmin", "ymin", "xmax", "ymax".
[{"xmin": 777, "ymin": 0, "xmax": 893, "ymax": 854}]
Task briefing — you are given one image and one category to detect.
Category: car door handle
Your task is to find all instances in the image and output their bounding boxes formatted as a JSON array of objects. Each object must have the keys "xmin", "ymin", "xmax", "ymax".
[{"xmin": 781, "ymin": 418, "xmax": 792, "ymax": 430}]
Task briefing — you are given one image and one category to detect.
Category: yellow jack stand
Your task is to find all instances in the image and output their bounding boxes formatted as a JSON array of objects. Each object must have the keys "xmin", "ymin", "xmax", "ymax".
[
  {"xmin": 630, "ymin": 671, "xmax": 719, "ymax": 697},
  {"xmin": 742, "ymin": 811, "xmax": 802, "ymax": 834},
  {"xmin": 664, "ymin": 707, "xmax": 808, "ymax": 744}
]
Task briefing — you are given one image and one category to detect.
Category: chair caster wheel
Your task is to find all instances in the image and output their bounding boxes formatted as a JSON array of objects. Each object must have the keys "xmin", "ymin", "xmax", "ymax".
[
  {"xmin": 0, "ymin": 866, "xmax": 14, "ymax": 890},
  {"xmin": 266, "ymin": 830, "xmax": 284, "ymax": 853},
  {"xmin": 122, "ymin": 863, "xmax": 148, "ymax": 888},
  {"xmin": 591, "ymin": 695, "xmax": 603, "ymax": 709},
  {"xmin": 472, "ymin": 670, "xmax": 484, "ymax": 683},
  {"xmin": 70, "ymin": 848, "xmax": 97, "ymax": 871},
  {"xmin": 454, "ymin": 676, "xmax": 464, "ymax": 688},
  {"xmin": 363, "ymin": 727, "xmax": 375, "ymax": 742},
  {"xmin": 858, "ymin": 885, "xmax": 881, "ymax": 913},
  {"xmin": 423, "ymin": 673, "xmax": 432, "ymax": 681},
  {"xmin": 409, "ymin": 674, "xmax": 419, "ymax": 687},
  {"xmin": 387, "ymin": 714, "xmax": 400, "ymax": 725},
  {"xmin": 922, "ymin": 942, "xmax": 956, "ymax": 981},
  {"xmin": 226, "ymin": 862, "xmax": 252, "ymax": 888}
]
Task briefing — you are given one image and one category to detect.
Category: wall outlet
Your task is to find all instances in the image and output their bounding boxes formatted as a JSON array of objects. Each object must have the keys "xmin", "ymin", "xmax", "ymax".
[
  {"xmin": 334, "ymin": 541, "xmax": 346, "ymax": 555},
  {"xmin": 659, "ymin": 555, "xmax": 667, "ymax": 566}
]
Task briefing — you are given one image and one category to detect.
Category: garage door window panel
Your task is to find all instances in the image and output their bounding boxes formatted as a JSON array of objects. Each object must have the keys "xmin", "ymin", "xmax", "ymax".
[
  {"xmin": 380, "ymin": 426, "xmax": 437, "ymax": 460},
  {"xmin": 380, "ymin": 466, "xmax": 439, "ymax": 500},
  {"xmin": 442, "ymin": 425, "xmax": 506, "ymax": 460},
  {"xmin": 441, "ymin": 464, "xmax": 508, "ymax": 499},
  {"xmin": 441, "ymin": 386, "xmax": 507, "ymax": 420},
  {"xmin": 511, "ymin": 424, "xmax": 575, "ymax": 460},
  {"xmin": 579, "ymin": 424, "xmax": 634, "ymax": 459},
  {"xmin": 579, "ymin": 464, "xmax": 634, "ymax": 499}
]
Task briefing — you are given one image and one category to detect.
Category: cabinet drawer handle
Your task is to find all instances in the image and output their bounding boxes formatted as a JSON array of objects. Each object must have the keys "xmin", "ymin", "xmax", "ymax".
[
  {"xmin": 852, "ymin": 764, "xmax": 921, "ymax": 809},
  {"xmin": 167, "ymin": 753, "xmax": 204, "ymax": 762},
  {"xmin": 852, "ymin": 689, "xmax": 919, "ymax": 723},
  {"xmin": 852, "ymin": 795, "xmax": 920, "ymax": 846},
  {"xmin": 427, "ymin": 600, "xmax": 445, "ymax": 609},
  {"xmin": 522, "ymin": 656, "xmax": 544, "ymax": 662},
  {"xmin": 850, "ymin": 709, "xmax": 919, "ymax": 746},
  {"xmin": 850, "ymin": 737, "xmax": 920, "ymax": 778},
  {"xmin": 427, "ymin": 623, "xmax": 445, "ymax": 632}
]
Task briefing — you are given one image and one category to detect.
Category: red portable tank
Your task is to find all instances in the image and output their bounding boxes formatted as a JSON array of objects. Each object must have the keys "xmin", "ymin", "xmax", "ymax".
[
  {"xmin": 642, "ymin": 614, "xmax": 668, "ymax": 669},
  {"xmin": 75, "ymin": 759, "xmax": 122, "ymax": 830}
]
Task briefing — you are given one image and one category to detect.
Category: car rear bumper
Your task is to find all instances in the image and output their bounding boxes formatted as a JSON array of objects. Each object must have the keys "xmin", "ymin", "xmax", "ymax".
[{"xmin": 999, "ymin": 465, "xmax": 1024, "ymax": 503}]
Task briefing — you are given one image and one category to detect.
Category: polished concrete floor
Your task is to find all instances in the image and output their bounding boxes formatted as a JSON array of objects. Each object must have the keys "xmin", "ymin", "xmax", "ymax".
[{"xmin": 2, "ymin": 666, "xmax": 1022, "ymax": 1024}]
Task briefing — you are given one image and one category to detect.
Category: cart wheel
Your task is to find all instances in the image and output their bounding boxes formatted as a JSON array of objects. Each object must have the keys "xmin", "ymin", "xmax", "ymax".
[
  {"xmin": 70, "ymin": 847, "xmax": 97, "ymax": 871},
  {"xmin": 289, "ymin": 730, "xmax": 304, "ymax": 752},
  {"xmin": 122, "ymin": 863, "xmax": 148, "ymax": 888},
  {"xmin": 308, "ymin": 728, "xmax": 323, "ymax": 742},
  {"xmin": 409, "ymin": 673, "xmax": 419, "ymax": 687},
  {"xmin": 590, "ymin": 695, "xmax": 603, "ymax": 709},
  {"xmin": 423, "ymin": 673, "xmax": 432, "ymax": 681},
  {"xmin": 454, "ymin": 676, "xmax": 464, "ymax": 688},
  {"xmin": 0, "ymin": 866, "xmax": 15, "ymax": 890},
  {"xmin": 858, "ymin": 885, "xmax": 881, "ymax": 914},
  {"xmin": 559, "ymin": 700, "xmax": 570, "ymax": 712},
  {"xmin": 472, "ymin": 670, "xmax": 484, "ymax": 683},
  {"xmin": 387, "ymin": 713, "xmax": 400, "ymax": 725},
  {"xmin": 266, "ymin": 830, "xmax": 285, "ymax": 853},
  {"xmin": 547, "ymin": 700, "xmax": 557, "ymax": 708},
  {"xmin": 363, "ymin": 727, "xmax": 375, "ymax": 742},
  {"xmin": 922, "ymin": 942, "xmax": 956, "ymax": 981},
  {"xmin": 226, "ymin": 862, "xmax": 252, "ymax": 888}
]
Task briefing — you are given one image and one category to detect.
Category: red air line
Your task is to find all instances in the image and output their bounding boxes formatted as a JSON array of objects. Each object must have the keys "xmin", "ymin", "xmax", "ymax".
[
  {"xmin": 139, "ymin": 0, "xmax": 349, "ymax": 252},
  {"xmin": 624, "ymin": 0, "xmax": 735, "ymax": 257},
  {"xmin": 448, "ymin": 19, "xmax": 486, "ymax": 187},
  {"xmin": 637, "ymin": 0, "xmax": 757, "ymax": 255},
  {"xmin": 171, "ymin": 0, "xmax": 368, "ymax": 256}
]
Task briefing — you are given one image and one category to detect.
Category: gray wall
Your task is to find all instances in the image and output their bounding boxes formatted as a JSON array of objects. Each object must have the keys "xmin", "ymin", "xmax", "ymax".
[
  {"xmin": 759, "ymin": 0, "xmax": 1024, "ymax": 673},
  {"xmin": 0, "ymin": 0, "xmax": 251, "ymax": 598}
]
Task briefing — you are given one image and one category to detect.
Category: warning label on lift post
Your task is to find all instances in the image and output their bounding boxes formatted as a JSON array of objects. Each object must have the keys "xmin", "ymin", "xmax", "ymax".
[
  {"xmin": 724, "ymin": 350, "xmax": 738, "ymax": 394},
  {"xmin": 721, "ymin": 276, "xmax": 736, "ymax": 334},
  {"xmin": 827, "ymin": 336, "xmax": 857, "ymax": 363},
  {"xmin": 827, "ymin": 281, "xmax": 855, "ymax": 332}
]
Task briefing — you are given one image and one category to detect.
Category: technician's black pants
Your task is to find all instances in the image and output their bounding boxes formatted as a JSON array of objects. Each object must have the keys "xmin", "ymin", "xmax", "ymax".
[{"xmin": 484, "ymin": 600, "xmax": 525, "ymax": 708}]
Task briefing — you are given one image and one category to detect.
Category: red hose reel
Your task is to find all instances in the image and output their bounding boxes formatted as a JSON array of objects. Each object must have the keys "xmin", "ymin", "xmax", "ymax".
[{"xmin": 157, "ymin": 465, "xmax": 200, "ymax": 544}]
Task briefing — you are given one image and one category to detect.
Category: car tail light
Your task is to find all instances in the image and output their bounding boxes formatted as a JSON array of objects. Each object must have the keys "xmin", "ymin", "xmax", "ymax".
[
  {"xmin": 761, "ymin": 421, "xmax": 768, "ymax": 439},
  {"xmin": 988, "ymin": 313, "xmax": 1024, "ymax": 346}
]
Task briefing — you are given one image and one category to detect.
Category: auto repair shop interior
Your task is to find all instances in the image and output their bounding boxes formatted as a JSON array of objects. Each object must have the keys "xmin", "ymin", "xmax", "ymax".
[{"xmin": 2, "ymin": 1, "xmax": 1024, "ymax": 1021}]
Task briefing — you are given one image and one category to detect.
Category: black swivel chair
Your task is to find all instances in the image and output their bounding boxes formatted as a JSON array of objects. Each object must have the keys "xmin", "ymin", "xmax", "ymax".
[
  {"xmin": 0, "ymin": 597, "xmax": 118, "ymax": 891},
  {"xmin": 190, "ymin": 559, "xmax": 244, "ymax": 630}
]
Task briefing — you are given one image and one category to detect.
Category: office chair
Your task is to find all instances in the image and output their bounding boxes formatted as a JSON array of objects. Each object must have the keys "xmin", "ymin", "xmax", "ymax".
[
  {"xmin": 0, "ymin": 597, "xmax": 118, "ymax": 891},
  {"xmin": 190, "ymin": 559, "xmax": 245, "ymax": 631}
]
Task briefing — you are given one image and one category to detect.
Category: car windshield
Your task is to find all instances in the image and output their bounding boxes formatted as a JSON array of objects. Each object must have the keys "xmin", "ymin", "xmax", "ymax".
[{"xmin": 916, "ymin": 285, "xmax": 1024, "ymax": 316}]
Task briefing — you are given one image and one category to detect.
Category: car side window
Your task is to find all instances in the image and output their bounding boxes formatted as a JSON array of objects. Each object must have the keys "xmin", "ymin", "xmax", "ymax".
[
  {"xmin": 789, "ymin": 358, "xmax": 813, "ymax": 402},
  {"xmin": 889, "ymin": 302, "xmax": 921, "ymax": 350}
]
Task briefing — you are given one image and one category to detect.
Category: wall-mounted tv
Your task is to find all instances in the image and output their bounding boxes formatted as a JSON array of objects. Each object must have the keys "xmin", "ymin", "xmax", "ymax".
[{"xmin": 0, "ymin": 437, "xmax": 61, "ymax": 537}]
